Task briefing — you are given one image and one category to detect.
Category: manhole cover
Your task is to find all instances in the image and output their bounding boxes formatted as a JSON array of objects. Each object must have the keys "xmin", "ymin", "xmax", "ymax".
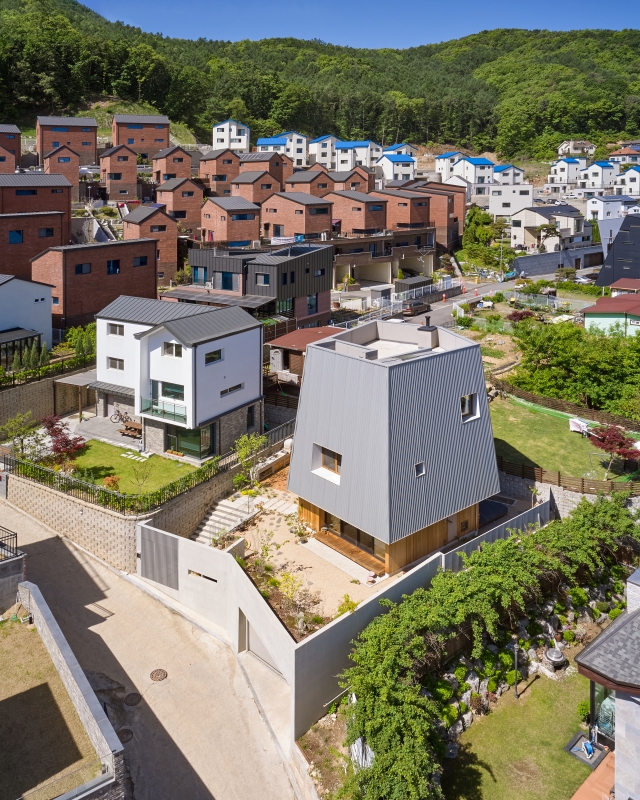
[
  {"xmin": 117, "ymin": 728, "xmax": 133, "ymax": 744},
  {"xmin": 124, "ymin": 692, "xmax": 142, "ymax": 706},
  {"xmin": 150, "ymin": 669, "xmax": 168, "ymax": 682}
]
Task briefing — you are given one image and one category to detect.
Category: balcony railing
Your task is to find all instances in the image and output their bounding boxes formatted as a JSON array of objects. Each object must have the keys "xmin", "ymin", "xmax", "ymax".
[{"xmin": 140, "ymin": 398, "xmax": 187, "ymax": 424}]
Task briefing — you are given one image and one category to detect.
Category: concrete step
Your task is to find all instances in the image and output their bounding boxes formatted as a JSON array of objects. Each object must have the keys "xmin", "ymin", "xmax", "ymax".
[{"xmin": 191, "ymin": 495, "xmax": 259, "ymax": 543}]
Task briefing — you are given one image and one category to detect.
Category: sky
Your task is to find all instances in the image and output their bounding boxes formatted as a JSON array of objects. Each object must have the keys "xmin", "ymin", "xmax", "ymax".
[{"xmin": 82, "ymin": 0, "xmax": 625, "ymax": 49}]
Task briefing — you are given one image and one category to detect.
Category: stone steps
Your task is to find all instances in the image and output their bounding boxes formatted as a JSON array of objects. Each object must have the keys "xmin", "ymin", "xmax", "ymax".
[{"xmin": 191, "ymin": 497, "xmax": 258, "ymax": 545}]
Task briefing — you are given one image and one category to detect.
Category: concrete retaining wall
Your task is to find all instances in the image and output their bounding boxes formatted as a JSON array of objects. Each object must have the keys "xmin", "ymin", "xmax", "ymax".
[
  {"xmin": 512, "ymin": 245, "xmax": 603, "ymax": 277},
  {"xmin": 0, "ymin": 552, "xmax": 25, "ymax": 614},
  {"xmin": 17, "ymin": 581, "xmax": 125, "ymax": 800}
]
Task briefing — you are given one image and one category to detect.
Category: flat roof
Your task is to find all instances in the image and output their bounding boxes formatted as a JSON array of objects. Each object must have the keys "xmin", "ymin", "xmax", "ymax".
[
  {"xmin": 160, "ymin": 288, "xmax": 274, "ymax": 309},
  {"xmin": 268, "ymin": 326, "xmax": 339, "ymax": 351},
  {"xmin": 0, "ymin": 327, "xmax": 40, "ymax": 345}
]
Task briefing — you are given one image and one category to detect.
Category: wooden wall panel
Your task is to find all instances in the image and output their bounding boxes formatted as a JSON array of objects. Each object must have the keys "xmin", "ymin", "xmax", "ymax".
[
  {"xmin": 385, "ymin": 519, "xmax": 448, "ymax": 574},
  {"xmin": 457, "ymin": 504, "xmax": 478, "ymax": 538},
  {"xmin": 298, "ymin": 498, "xmax": 323, "ymax": 531}
]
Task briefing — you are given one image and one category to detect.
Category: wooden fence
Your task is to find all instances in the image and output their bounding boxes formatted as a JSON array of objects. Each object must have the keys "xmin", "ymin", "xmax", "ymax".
[
  {"xmin": 496, "ymin": 455, "xmax": 640, "ymax": 496},
  {"xmin": 493, "ymin": 378, "xmax": 640, "ymax": 433}
]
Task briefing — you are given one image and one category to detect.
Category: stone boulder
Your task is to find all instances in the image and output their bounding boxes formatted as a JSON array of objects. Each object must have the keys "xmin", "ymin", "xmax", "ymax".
[
  {"xmin": 448, "ymin": 719, "xmax": 464, "ymax": 740},
  {"xmin": 462, "ymin": 712, "xmax": 473, "ymax": 729},
  {"xmin": 460, "ymin": 690, "xmax": 471, "ymax": 707},
  {"xmin": 465, "ymin": 670, "xmax": 480, "ymax": 693}
]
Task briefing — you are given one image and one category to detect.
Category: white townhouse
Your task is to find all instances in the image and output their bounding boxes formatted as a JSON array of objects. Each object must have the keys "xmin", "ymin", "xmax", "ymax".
[
  {"xmin": 0, "ymin": 274, "xmax": 53, "ymax": 352},
  {"xmin": 544, "ymin": 157, "xmax": 587, "ymax": 194},
  {"xmin": 212, "ymin": 119, "xmax": 250, "ymax": 153},
  {"xmin": 492, "ymin": 164, "xmax": 524, "ymax": 185},
  {"xmin": 434, "ymin": 151, "xmax": 464, "ymax": 181},
  {"xmin": 613, "ymin": 166, "xmax": 640, "ymax": 197},
  {"xmin": 308, "ymin": 135, "xmax": 339, "ymax": 169},
  {"xmin": 382, "ymin": 143, "xmax": 419, "ymax": 158},
  {"xmin": 93, "ymin": 296, "xmax": 263, "ymax": 461},
  {"xmin": 334, "ymin": 140, "xmax": 383, "ymax": 169},
  {"xmin": 608, "ymin": 147, "xmax": 640, "ymax": 166},
  {"xmin": 451, "ymin": 156, "xmax": 495, "ymax": 195},
  {"xmin": 587, "ymin": 195, "xmax": 640, "ymax": 221},
  {"xmin": 489, "ymin": 184, "xmax": 534, "ymax": 220},
  {"xmin": 576, "ymin": 161, "xmax": 620, "ymax": 197},
  {"xmin": 376, "ymin": 153, "xmax": 416, "ymax": 182},
  {"xmin": 257, "ymin": 131, "xmax": 308, "ymax": 166}
]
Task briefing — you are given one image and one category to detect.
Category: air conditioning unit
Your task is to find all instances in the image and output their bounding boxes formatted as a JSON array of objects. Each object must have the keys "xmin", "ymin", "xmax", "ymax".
[
  {"xmin": 252, "ymin": 240, "xmax": 261, "ymax": 248},
  {"xmin": 205, "ymin": 281, "xmax": 213, "ymax": 289}
]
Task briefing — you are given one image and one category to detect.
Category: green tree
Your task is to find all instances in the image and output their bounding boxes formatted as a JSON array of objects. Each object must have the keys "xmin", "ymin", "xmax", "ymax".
[
  {"xmin": 28, "ymin": 340, "xmax": 39, "ymax": 370},
  {"xmin": 39, "ymin": 342, "xmax": 50, "ymax": 367},
  {"xmin": 11, "ymin": 349, "xmax": 21, "ymax": 373},
  {"xmin": 232, "ymin": 432, "xmax": 268, "ymax": 489}
]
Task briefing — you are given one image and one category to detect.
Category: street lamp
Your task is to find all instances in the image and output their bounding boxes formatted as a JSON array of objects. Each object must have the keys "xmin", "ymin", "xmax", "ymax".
[{"xmin": 514, "ymin": 636, "xmax": 519, "ymax": 700}]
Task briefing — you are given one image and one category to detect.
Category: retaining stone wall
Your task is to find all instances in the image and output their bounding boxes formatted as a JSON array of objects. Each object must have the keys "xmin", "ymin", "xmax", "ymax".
[
  {"xmin": 0, "ymin": 552, "xmax": 25, "ymax": 613},
  {"xmin": 142, "ymin": 417, "xmax": 164, "ymax": 454},
  {"xmin": 17, "ymin": 581, "xmax": 125, "ymax": 800},
  {"xmin": 0, "ymin": 372, "xmax": 95, "ymax": 427},
  {"xmin": 265, "ymin": 404, "xmax": 297, "ymax": 427}
]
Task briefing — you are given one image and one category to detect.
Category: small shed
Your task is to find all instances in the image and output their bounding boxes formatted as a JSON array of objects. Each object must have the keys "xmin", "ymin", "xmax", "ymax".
[
  {"xmin": 268, "ymin": 327, "xmax": 337, "ymax": 382},
  {"xmin": 394, "ymin": 275, "xmax": 433, "ymax": 294}
]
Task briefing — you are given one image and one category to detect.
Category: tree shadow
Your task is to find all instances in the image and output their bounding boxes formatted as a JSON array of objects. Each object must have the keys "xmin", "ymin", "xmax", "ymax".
[
  {"xmin": 441, "ymin": 741, "xmax": 496, "ymax": 799},
  {"xmin": 74, "ymin": 464, "xmax": 116, "ymax": 483}
]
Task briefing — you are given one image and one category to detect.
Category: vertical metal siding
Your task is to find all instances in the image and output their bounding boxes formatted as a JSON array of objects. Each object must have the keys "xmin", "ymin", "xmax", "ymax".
[{"xmin": 140, "ymin": 527, "xmax": 179, "ymax": 589}]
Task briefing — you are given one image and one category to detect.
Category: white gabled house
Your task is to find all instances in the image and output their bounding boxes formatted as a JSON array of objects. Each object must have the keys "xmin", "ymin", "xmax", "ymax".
[
  {"xmin": 257, "ymin": 132, "xmax": 308, "ymax": 166},
  {"xmin": 492, "ymin": 164, "xmax": 524, "ymax": 185},
  {"xmin": 334, "ymin": 141, "xmax": 383, "ymax": 169},
  {"xmin": 451, "ymin": 156, "xmax": 495, "ymax": 195},
  {"xmin": 434, "ymin": 151, "xmax": 464, "ymax": 182},
  {"xmin": 308, "ymin": 135, "xmax": 339, "ymax": 169},
  {"xmin": 576, "ymin": 161, "xmax": 620, "ymax": 197},
  {"xmin": 212, "ymin": 119, "xmax": 250, "ymax": 153},
  {"xmin": 587, "ymin": 195, "xmax": 640, "ymax": 221},
  {"xmin": 382, "ymin": 143, "xmax": 419, "ymax": 158},
  {"xmin": 489, "ymin": 184, "xmax": 534, "ymax": 220},
  {"xmin": 93, "ymin": 296, "xmax": 263, "ymax": 461},
  {"xmin": 377, "ymin": 153, "xmax": 416, "ymax": 182},
  {"xmin": 510, "ymin": 204, "xmax": 590, "ymax": 252},
  {"xmin": 608, "ymin": 147, "xmax": 640, "ymax": 166},
  {"xmin": 544, "ymin": 157, "xmax": 586, "ymax": 194},
  {"xmin": 612, "ymin": 166, "xmax": 640, "ymax": 197}
]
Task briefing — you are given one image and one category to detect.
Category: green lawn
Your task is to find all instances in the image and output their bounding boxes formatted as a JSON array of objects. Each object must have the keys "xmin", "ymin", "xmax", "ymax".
[
  {"xmin": 490, "ymin": 396, "xmax": 634, "ymax": 480},
  {"xmin": 72, "ymin": 440, "xmax": 195, "ymax": 494},
  {"xmin": 442, "ymin": 672, "xmax": 591, "ymax": 800}
]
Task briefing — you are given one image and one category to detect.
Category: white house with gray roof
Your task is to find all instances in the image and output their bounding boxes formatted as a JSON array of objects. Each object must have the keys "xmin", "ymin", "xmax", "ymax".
[
  {"xmin": 308, "ymin": 135, "xmax": 339, "ymax": 169},
  {"xmin": 212, "ymin": 119, "xmax": 250, "ymax": 153},
  {"xmin": 93, "ymin": 296, "xmax": 263, "ymax": 460},
  {"xmin": 288, "ymin": 321, "xmax": 500, "ymax": 575}
]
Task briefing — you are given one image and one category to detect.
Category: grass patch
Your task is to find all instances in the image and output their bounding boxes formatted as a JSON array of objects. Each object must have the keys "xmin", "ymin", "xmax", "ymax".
[
  {"xmin": 442, "ymin": 672, "xmax": 591, "ymax": 800},
  {"xmin": 72, "ymin": 439, "xmax": 195, "ymax": 493},
  {"xmin": 481, "ymin": 346, "xmax": 505, "ymax": 359},
  {"xmin": 490, "ymin": 396, "xmax": 624, "ymax": 479},
  {"xmin": 75, "ymin": 99, "xmax": 196, "ymax": 142}
]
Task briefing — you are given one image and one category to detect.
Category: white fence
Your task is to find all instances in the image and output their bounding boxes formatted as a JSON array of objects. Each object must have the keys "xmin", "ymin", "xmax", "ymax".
[{"xmin": 392, "ymin": 277, "xmax": 461, "ymax": 302}]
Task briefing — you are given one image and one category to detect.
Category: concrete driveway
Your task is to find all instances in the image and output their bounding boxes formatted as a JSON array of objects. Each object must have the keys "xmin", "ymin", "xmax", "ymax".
[{"xmin": 1, "ymin": 501, "xmax": 296, "ymax": 800}]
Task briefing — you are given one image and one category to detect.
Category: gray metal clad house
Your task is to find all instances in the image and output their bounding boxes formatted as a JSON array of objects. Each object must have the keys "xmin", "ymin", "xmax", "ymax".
[{"xmin": 287, "ymin": 321, "xmax": 500, "ymax": 574}]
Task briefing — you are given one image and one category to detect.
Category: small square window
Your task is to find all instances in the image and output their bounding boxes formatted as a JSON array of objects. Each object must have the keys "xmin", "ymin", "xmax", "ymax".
[
  {"xmin": 461, "ymin": 393, "xmax": 477, "ymax": 420},
  {"xmin": 108, "ymin": 323, "xmax": 124, "ymax": 336},
  {"xmin": 39, "ymin": 227, "xmax": 54, "ymax": 238},
  {"xmin": 163, "ymin": 342, "xmax": 182, "ymax": 357},
  {"xmin": 8, "ymin": 230, "xmax": 23, "ymax": 244},
  {"xmin": 415, "ymin": 462, "xmax": 425, "ymax": 477},
  {"xmin": 321, "ymin": 447, "xmax": 341, "ymax": 474},
  {"xmin": 133, "ymin": 256, "xmax": 148, "ymax": 266},
  {"xmin": 107, "ymin": 260, "xmax": 120, "ymax": 275},
  {"xmin": 205, "ymin": 349, "xmax": 222, "ymax": 365},
  {"xmin": 108, "ymin": 357, "xmax": 124, "ymax": 370},
  {"xmin": 52, "ymin": 296, "xmax": 59, "ymax": 305},
  {"xmin": 75, "ymin": 262, "xmax": 91, "ymax": 275}
]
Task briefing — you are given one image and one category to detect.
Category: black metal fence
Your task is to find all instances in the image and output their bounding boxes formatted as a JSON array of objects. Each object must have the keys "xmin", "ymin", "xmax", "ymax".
[
  {"xmin": 0, "ymin": 527, "xmax": 18, "ymax": 561},
  {"xmin": 0, "ymin": 355, "xmax": 96, "ymax": 391},
  {"xmin": 2, "ymin": 420, "xmax": 296, "ymax": 516}
]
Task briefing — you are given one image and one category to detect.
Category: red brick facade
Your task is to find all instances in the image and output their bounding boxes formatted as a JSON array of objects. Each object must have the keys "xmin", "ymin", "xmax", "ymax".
[
  {"xmin": 201, "ymin": 198, "xmax": 260, "ymax": 245},
  {"xmin": 112, "ymin": 117, "xmax": 170, "ymax": 159},
  {"xmin": 0, "ymin": 178, "xmax": 71, "ymax": 243},
  {"xmin": 401, "ymin": 187, "xmax": 456, "ymax": 250},
  {"xmin": 421, "ymin": 182, "xmax": 465, "ymax": 239},
  {"xmin": 285, "ymin": 172, "xmax": 335, "ymax": 196},
  {"xmin": 199, "ymin": 149, "xmax": 240, "ymax": 190},
  {"xmin": 31, "ymin": 239, "xmax": 158, "ymax": 329},
  {"xmin": 100, "ymin": 145, "xmax": 138, "ymax": 201},
  {"xmin": 0, "ymin": 211, "xmax": 65, "ymax": 280},
  {"xmin": 231, "ymin": 171, "xmax": 279, "ymax": 205},
  {"xmin": 155, "ymin": 178, "xmax": 203, "ymax": 234},
  {"xmin": 371, "ymin": 190, "xmax": 431, "ymax": 230},
  {"xmin": 0, "ymin": 127, "xmax": 20, "ymax": 162},
  {"xmin": 123, "ymin": 207, "xmax": 178, "ymax": 283},
  {"xmin": 44, "ymin": 146, "xmax": 80, "ymax": 202},
  {"xmin": 323, "ymin": 192, "xmax": 386, "ymax": 235},
  {"xmin": 261, "ymin": 193, "xmax": 333, "ymax": 239},
  {"xmin": 329, "ymin": 168, "xmax": 375, "ymax": 192},
  {"xmin": 0, "ymin": 145, "xmax": 16, "ymax": 174},
  {"xmin": 239, "ymin": 154, "xmax": 294, "ymax": 188},
  {"xmin": 153, "ymin": 146, "xmax": 192, "ymax": 183},
  {"xmin": 36, "ymin": 118, "xmax": 97, "ymax": 166}
]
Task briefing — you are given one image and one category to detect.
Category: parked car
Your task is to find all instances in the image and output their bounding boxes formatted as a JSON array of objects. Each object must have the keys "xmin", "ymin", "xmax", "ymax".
[{"xmin": 402, "ymin": 299, "xmax": 431, "ymax": 316}]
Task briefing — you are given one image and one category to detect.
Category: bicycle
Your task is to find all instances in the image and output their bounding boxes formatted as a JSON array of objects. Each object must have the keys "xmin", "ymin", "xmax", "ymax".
[{"xmin": 110, "ymin": 404, "xmax": 131, "ymax": 424}]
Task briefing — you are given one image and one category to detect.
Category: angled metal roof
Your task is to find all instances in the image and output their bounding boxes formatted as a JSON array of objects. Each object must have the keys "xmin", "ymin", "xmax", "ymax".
[
  {"xmin": 308, "ymin": 134, "xmax": 335, "ymax": 144},
  {"xmin": 44, "ymin": 145, "xmax": 80, "ymax": 159},
  {"xmin": 383, "ymin": 143, "xmax": 417, "ymax": 152},
  {"xmin": 31, "ymin": 238, "xmax": 158, "ymax": 261},
  {"xmin": 377, "ymin": 154, "xmax": 415, "ymax": 163},
  {"xmin": 231, "ymin": 170, "xmax": 271, "ymax": 184},
  {"xmin": 0, "ymin": 274, "xmax": 14, "ymax": 287},
  {"xmin": 99, "ymin": 144, "xmax": 137, "ymax": 159},
  {"xmin": 327, "ymin": 170, "xmax": 360, "ymax": 182},
  {"xmin": 154, "ymin": 305, "xmax": 261, "ymax": 346},
  {"xmin": 458, "ymin": 157, "xmax": 494, "ymax": 166},
  {"xmin": 0, "ymin": 173, "xmax": 71, "ymax": 187},
  {"xmin": 435, "ymin": 151, "xmax": 462, "ymax": 159},
  {"xmin": 575, "ymin": 604, "xmax": 640, "ymax": 690},
  {"xmin": 240, "ymin": 152, "xmax": 283, "ymax": 162},
  {"xmin": 373, "ymin": 189, "xmax": 427, "ymax": 200},
  {"xmin": 205, "ymin": 196, "xmax": 260, "ymax": 210},
  {"xmin": 37, "ymin": 116, "xmax": 97, "ymax": 127},
  {"xmin": 200, "ymin": 148, "xmax": 237, "ymax": 162},
  {"xmin": 493, "ymin": 164, "xmax": 522, "ymax": 172},
  {"xmin": 272, "ymin": 192, "xmax": 332, "ymax": 206},
  {"xmin": 113, "ymin": 114, "xmax": 169, "ymax": 124},
  {"xmin": 212, "ymin": 119, "xmax": 247, "ymax": 128},
  {"xmin": 328, "ymin": 190, "xmax": 386, "ymax": 203},
  {"xmin": 0, "ymin": 124, "xmax": 20, "ymax": 134},
  {"xmin": 256, "ymin": 137, "xmax": 288, "ymax": 146},
  {"xmin": 335, "ymin": 140, "xmax": 380, "ymax": 150},
  {"xmin": 285, "ymin": 171, "xmax": 327, "ymax": 183},
  {"xmin": 88, "ymin": 380, "xmax": 135, "ymax": 397},
  {"xmin": 152, "ymin": 145, "xmax": 190, "ymax": 160},
  {"xmin": 122, "ymin": 205, "xmax": 170, "ymax": 224},
  {"xmin": 96, "ymin": 295, "xmax": 214, "ymax": 324},
  {"xmin": 156, "ymin": 177, "xmax": 200, "ymax": 192}
]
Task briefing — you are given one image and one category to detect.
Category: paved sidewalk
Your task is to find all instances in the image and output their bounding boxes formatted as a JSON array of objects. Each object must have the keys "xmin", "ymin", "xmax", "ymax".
[{"xmin": 1, "ymin": 501, "xmax": 296, "ymax": 800}]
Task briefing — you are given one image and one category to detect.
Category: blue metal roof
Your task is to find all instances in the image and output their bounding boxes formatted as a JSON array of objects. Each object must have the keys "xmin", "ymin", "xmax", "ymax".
[
  {"xmin": 383, "ymin": 143, "xmax": 415, "ymax": 152},
  {"xmin": 557, "ymin": 158, "xmax": 580, "ymax": 164},
  {"xmin": 308, "ymin": 134, "xmax": 334, "ymax": 144},
  {"xmin": 335, "ymin": 140, "xmax": 379, "ymax": 150},
  {"xmin": 594, "ymin": 161, "xmax": 615, "ymax": 168},
  {"xmin": 460, "ymin": 157, "xmax": 494, "ymax": 166},
  {"xmin": 435, "ymin": 151, "xmax": 462, "ymax": 159},
  {"xmin": 257, "ymin": 137, "xmax": 288, "ymax": 146},
  {"xmin": 593, "ymin": 195, "xmax": 637, "ymax": 202},
  {"xmin": 212, "ymin": 119, "xmax": 248, "ymax": 128},
  {"xmin": 277, "ymin": 131, "xmax": 305, "ymax": 138},
  {"xmin": 493, "ymin": 164, "xmax": 522, "ymax": 173},
  {"xmin": 378, "ymin": 154, "xmax": 416, "ymax": 163}
]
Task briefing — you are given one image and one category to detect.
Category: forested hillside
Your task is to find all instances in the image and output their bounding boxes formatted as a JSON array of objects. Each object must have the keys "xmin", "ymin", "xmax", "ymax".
[{"xmin": 1, "ymin": 0, "xmax": 640, "ymax": 157}]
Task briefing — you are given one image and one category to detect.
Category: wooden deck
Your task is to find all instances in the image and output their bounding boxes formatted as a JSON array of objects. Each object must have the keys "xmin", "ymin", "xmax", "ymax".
[
  {"xmin": 570, "ymin": 752, "xmax": 614, "ymax": 800},
  {"xmin": 313, "ymin": 530, "xmax": 386, "ymax": 576}
]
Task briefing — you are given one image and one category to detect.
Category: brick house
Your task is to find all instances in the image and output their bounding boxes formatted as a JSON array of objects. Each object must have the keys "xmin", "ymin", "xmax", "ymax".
[
  {"xmin": 261, "ymin": 192, "xmax": 333, "ymax": 240},
  {"xmin": 201, "ymin": 196, "xmax": 260, "ymax": 246},
  {"xmin": 198, "ymin": 149, "xmax": 241, "ymax": 190},
  {"xmin": 152, "ymin": 145, "xmax": 192, "ymax": 183},
  {"xmin": 0, "ymin": 145, "xmax": 17, "ymax": 174},
  {"xmin": 43, "ymin": 146, "xmax": 80, "ymax": 202},
  {"xmin": 328, "ymin": 168, "xmax": 375, "ymax": 193},
  {"xmin": 111, "ymin": 114, "xmax": 170, "ymax": 160},
  {"xmin": 31, "ymin": 239, "xmax": 158, "ymax": 329},
  {"xmin": 156, "ymin": 178, "xmax": 203, "ymax": 234},
  {"xmin": 36, "ymin": 116, "xmax": 97, "ymax": 166},
  {"xmin": 0, "ymin": 211, "xmax": 65, "ymax": 280},
  {"xmin": 230, "ymin": 171, "xmax": 279, "ymax": 206},
  {"xmin": 122, "ymin": 205, "xmax": 178, "ymax": 282},
  {"xmin": 388, "ymin": 184, "xmax": 459, "ymax": 250},
  {"xmin": 0, "ymin": 173, "xmax": 72, "ymax": 243},
  {"xmin": 323, "ymin": 191, "xmax": 386, "ymax": 235},
  {"xmin": 239, "ymin": 152, "xmax": 294, "ymax": 189},
  {"xmin": 285, "ymin": 171, "xmax": 334, "ymax": 196},
  {"xmin": 0, "ymin": 124, "xmax": 21, "ymax": 164},
  {"xmin": 370, "ymin": 190, "xmax": 432, "ymax": 230},
  {"xmin": 99, "ymin": 145, "xmax": 138, "ymax": 201}
]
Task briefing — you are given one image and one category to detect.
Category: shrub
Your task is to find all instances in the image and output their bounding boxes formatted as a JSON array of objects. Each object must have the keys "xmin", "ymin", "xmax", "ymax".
[
  {"xmin": 440, "ymin": 705, "xmax": 458, "ymax": 727},
  {"xmin": 492, "ymin": 291, "xmax": 505, "ymax": 303},
  {"xmin": 527, "ymin": 620, "xmax": 543, "ymax": 636},
  {"xmin": 563, "ymin": 630, "xmax": 576, "ymax": 642},
  {"xmin": 596, "ymin": 600, "xmax": 610, "ymax": 612},
  {"xmin": 457, "ymin": 316, "xmax": 473, "ymax": 328},
  {"xmin": 506, "ymin": 669, "xmax": 523, "ymax": 686},
  {"xmin": 454, "ymin": 664, "xmax": 468, "ymax": 684},
  {"xmin": 557, "ymin": 614, "xmax": 568, "ymax": 625},
  {"xmin": 609, "ymin": 607, "xmax": 624, "ymax": 620},
  {"xmin": 577, "ymin": 700, "xmax": 590, "ymax": 722},
  {"xmin": 570, "ymin": 587, "xmax": 589, "ymax": 607},
  {"xmin": 487, "ymin": 676, "xmax": 498, "ymax": 693},
  {"xmin": 470, "ymin": 693, "xmax": 484, "ymax": 714},
  {"xmin": 610, "ymin": 565, "xmax": 627, "ymax": 581},
  {"xmin": 553, "ymin": 601, "xmax": 566, "ymax": 614},
  {"xmin": 458, "ymin": 701, "xmax": 468, "ymax": 715},
  {"xmin": 311, "ymin": 615, "xmax": 324, "ymax": 625},
  {"xmin": 335, "ymin": 594, "xmax": 358, "ymax": 617},
  {"xmin": 498, "ymin": 650, "xmax": 514, "ymax": 670},
  {"xmin": 507, "ymin": 309, "xmax": 535, "ymax": 323},
  {"xmin": 433, "ymin": 678, "xmax": 454, "ymax": 703},
  {"xmin": 103, "ymin": 475, "xmax": 120, "ymax": 491},
  {"xmin": 458, "ymin": 681, "xmax": 470, "ymax": 694}
]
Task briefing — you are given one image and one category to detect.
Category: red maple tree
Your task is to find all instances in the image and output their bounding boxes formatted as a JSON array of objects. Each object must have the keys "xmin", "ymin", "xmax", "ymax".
[
  {"xmin": 41, "ymin": 416, "xmax": 86, "ymax": 464},
  {"xmin": 590, "ymin": 425, "xmax": 639, "ymax": 479}
]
